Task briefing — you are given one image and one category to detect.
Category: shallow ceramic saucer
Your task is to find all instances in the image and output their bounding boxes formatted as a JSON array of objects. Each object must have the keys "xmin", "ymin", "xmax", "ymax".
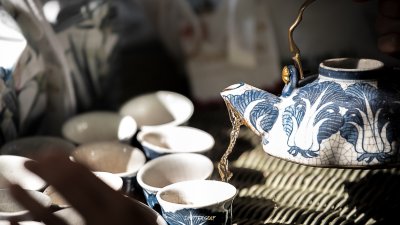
[
  {"xmin": 136, "ymin": 126, "xmax": 215, "ymax": 159},
  {"xmin": 0, "ymin": 136, "xmax": 75, "ymax": 160},
  {"xmin": 0, "ymin": 155, "xmax": 46, "ymax": 191},
  {"xmin": 119, "ymin": 91, "xmax": 194, "ymax": 130},
  {"xmin": 62, "ymin": 111, "xmax": 137, "ymax": 145},
  {"xmin": 0, "ymin": 189, "xmax": 51, "ymax": 220}
]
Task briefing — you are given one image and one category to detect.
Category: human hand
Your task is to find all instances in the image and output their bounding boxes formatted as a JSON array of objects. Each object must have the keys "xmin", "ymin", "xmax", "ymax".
[
  {"xmin": 7, "ymin": 151, "xmax": 159, "ymax": 225},
  {"xmin": 355, "ymin": 0, "xmax": 400, "ymax": 57}
]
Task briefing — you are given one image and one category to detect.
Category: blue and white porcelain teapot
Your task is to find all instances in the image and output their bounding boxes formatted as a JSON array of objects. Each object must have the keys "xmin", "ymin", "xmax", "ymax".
[
  {"xmin": 221, "ymin": 57, "xmax": 400, "ymax": 168},
  {"xmin": 219, "ymin": 0, "xmax": 400, "ymax": 169}
]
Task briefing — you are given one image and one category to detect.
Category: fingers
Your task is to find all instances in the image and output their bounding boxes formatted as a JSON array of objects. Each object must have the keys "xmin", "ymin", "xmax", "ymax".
[
  {"xmin": 23, "ymin": 152, "xmax": 123, "ymax": 216},
  {"xmin": 8, "ymin": 184, "xmax": 69, "ymax": 225}
]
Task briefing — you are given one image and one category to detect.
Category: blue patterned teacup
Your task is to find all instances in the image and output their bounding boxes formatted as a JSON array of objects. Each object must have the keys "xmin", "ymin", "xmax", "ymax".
[
  {"xmin": 156, "ymin": 180, "xmax": 237, "ymax": 225},
  {"xmin": 136, "ymin": 153, "xmax": 214, "ymax": 212}
]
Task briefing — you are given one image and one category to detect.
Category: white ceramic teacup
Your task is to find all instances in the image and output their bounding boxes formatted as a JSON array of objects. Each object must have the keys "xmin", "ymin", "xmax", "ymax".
[
  {"xmin": 137, "ymin": 126, "xmax": 215, "ymax": 159},
  {"xmin": 119, "ymin": 91, "xmax": 194, "ymax": 130},
  {"xmin": 136, "ymin": 153, "xmax": 214, "ymax": 211},
  {"xmin": 156, "ymin": 180, "xmax": 237, "ymax": 225},
  {"xmin": 62, "ymin": 111, "xmax": 137, "ymax": 145},
  {"xmin": 71, "ymin": 141, "xmax": 146, "ymax": 194}
]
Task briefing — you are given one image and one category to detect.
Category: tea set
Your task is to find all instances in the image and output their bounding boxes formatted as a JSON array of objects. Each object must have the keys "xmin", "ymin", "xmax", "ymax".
[
  {"xmin": 0, "ymin": 89, "xmax": 224, "ymax": 224},
  {"xmin": 1, "ymin": 0, "xmax": 399, "ymax": 224}
]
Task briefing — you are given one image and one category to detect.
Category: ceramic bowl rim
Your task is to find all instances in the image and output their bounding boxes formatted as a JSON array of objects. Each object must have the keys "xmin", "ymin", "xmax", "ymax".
[
  {"xmin": 119, "ymin": 91, "xmax": 194, "ymax": 130},
  {"xmin": 93, "ymin": 171, "xmax": 124, "ymax": 190},
  {"xmin": 136, "ymin": 126, "xmax": 215, "ymax": 154},
  {"xmin": 43, "ymin": 186, "xmax": 69, "ymax": 208},
  {"xmin": 156, "ymin": 180, "xmax": 237, "ymax": 209},
  {"xmin": 136, "ymin": 153, "xmax": 214, "ymax": 193},
  {"xmin": 61, "ymin": 111, "xmax": 138, "ymax": 144},
  {"xmin": 0, "ymin": 135, "xmax": 75, "ymax": 153}
]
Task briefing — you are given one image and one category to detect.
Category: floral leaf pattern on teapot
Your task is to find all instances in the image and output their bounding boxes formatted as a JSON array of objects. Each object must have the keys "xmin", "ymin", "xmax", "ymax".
[
  {"xmin": 224, "ymin": 84, "xmax": 280, "ymax": 143},
  {"xmin": 282, "ymin": 81, "xmax": 347, "ymax": 158},
  {"xmin": 250, "ymin": 100, "xmax": 279, "ymax": 145},
  {"xmin": 340, "ymin": 83, "xmax": 398, "ymax": 163}
]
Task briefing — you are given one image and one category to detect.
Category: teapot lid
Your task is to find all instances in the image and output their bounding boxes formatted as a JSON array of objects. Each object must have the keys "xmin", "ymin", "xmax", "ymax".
[{"xmin": 319, "ymin": 58, "xmax": 384, "ymax": 80}]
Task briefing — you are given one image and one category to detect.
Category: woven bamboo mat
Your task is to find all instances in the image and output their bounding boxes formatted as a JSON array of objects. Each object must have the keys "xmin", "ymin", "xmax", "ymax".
[{"xmin": 228, "ymin": 144, "xmax": 400, "ymax": 225}]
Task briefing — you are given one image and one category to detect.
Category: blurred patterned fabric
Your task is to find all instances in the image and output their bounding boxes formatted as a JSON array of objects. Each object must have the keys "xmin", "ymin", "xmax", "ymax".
[
  {"xmin": 0, "ymin": 0, "xmax": 194, "ymax": 138},
  {"xmin": 0, "ymin": 67, "xmax": 18, "ymax": 145}
]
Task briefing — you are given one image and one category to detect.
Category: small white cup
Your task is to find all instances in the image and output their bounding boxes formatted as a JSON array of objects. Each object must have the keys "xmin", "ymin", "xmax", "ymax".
[
  {"xmin": 71, "ymin": 141, "xmax": 146, "ymax": 194},
  {"xmin": 137, "ymin": 126, "xmax": 215, "ymax": 159},
  {"xmin": 136, "ymin": 153, "xmax": 214, "ymax": 210},
  {"xmin": 62, "ymin": 111, "xmax": 137, "ymax": 145},
  {"xmin": 119, "ymin": 91, "xmax": 194, "ymax": 130},
  {"xmin": 156, "ymin": 180, "xmax": 237, "ymax": 225}
]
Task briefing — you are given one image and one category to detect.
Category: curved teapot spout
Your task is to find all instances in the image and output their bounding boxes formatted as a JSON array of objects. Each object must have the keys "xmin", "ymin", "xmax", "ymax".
[{"xmin": 220, "ymin": 83, "xmax": 281, "ymax": 137}]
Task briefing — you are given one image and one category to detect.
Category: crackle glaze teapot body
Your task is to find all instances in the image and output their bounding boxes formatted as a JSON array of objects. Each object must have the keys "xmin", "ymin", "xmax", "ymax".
[{"xmin": 221, "ymin": 58, "xmax": 400, "ymax": 168}]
